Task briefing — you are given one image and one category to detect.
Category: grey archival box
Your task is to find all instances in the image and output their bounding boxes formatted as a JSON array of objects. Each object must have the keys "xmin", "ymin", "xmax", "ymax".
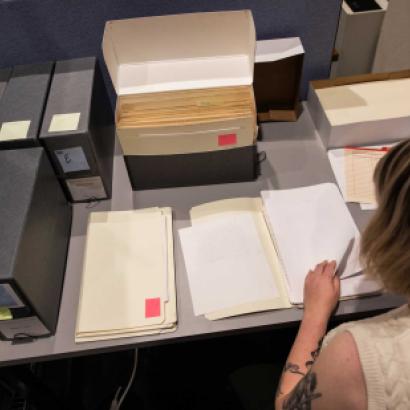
[
  {"xmin": 0, "ymin": 148, "xmax": 72, "ymax": 341},
  {"xmin": 39, "ymin": 57, "xmax": 115, "ymax": 203},
  {"xmin": 0, "ymin": 62, "xmax": 53, "ymax": 150}
]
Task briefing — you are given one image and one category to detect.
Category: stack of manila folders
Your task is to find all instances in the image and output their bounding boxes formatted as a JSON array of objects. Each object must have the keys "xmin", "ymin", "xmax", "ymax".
[
  {"xmin": 179, "ymin": 183, "xmax": 381, "ymax": 320},
  {"xmin": 75, "ymin": 208, "xmax": 176, "ymax": 342}
]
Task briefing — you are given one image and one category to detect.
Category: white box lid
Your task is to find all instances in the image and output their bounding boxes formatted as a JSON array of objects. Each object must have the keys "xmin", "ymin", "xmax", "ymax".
[
  {"xmin": 102, "ymin": 10, "xmax": 256, "ymax": 96},
  {"xmin": 255, "ymin": 37, "xmax": 304, "ymax": 63}
]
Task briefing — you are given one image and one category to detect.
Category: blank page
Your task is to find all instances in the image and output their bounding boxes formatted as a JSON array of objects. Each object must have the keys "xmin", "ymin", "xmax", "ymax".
[
  {"xmin": 262, "ymin": 183, "xmax": 363, "ymax": 304},
  {"xmin": 77, "ymin": 211, "xmax": 168, "ymax": 333},
  {"xmin": 179, "ymin": 213, "xmax": 278, "ymax": 316}
]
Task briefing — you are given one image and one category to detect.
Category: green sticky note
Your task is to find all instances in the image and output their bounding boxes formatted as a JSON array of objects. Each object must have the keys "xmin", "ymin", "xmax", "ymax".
[{"xmin": 0, "ymin": 308, "xmax": 12, "ymax": 321}]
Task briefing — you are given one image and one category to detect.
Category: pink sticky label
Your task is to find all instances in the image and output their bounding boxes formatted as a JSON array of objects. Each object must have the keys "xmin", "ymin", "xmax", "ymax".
[
  {"xmin": 145, "ymin": 298, "xmax": 161, "ymax": 318},
  {"xmin": 218, "ymin": 133, "xmax": 237, "ymax": 146}
]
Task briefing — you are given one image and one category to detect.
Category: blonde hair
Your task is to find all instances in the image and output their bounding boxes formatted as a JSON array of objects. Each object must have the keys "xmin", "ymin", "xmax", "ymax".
[{"xmin": 361, "ymin": 139, "xmax": 410, "ymax": 295}]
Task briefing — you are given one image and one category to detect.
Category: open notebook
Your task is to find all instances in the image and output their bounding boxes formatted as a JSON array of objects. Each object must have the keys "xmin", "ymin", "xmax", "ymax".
[
  {"xmin": 179, "ymin": 183, "xmax": 380, "ymax": 320},
  {"xmin": 75, "ymin": 207, "xmax": 176, "ymax": 342}
]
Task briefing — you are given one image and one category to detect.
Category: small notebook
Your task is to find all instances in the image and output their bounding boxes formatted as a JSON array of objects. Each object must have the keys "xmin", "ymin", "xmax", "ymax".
[
  {"xmin": 179, "ymin": 183, "xmax": 380, "ymax": 319},
  {"xmin": 75, "ymin": 207, "xmax": 176, "ymax": 342}
]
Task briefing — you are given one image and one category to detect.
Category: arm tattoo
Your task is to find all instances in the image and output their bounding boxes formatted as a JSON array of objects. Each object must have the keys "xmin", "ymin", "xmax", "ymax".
[
  {"xmin": 276, "ymin": 362, "xmax": 305, "ymax": 398},
  {"xmin": 276, "ymin": 336, "xmax": 324, "ymax": 400},
  {"xmin": 305, "ymin": 337, "xmax": 324, "ymax": 368},
  {"xmin": 283, "ymin": 371, "xmax": 322, "ymax": 410},
  {"xmin": 284, "ymin": 362, "xmax": 306, "ymax": 377}
]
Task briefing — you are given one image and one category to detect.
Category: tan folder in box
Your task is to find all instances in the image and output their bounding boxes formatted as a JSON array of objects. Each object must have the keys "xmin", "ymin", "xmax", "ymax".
[{"xmin": 116, "ymin": 85, "xmax": 257, "ymax": 156}]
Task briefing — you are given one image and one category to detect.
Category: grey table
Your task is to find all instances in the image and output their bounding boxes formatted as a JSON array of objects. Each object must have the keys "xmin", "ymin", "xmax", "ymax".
[{"xmin": 0, "ymin": 105, "xmax": 404, "ymax": 366}]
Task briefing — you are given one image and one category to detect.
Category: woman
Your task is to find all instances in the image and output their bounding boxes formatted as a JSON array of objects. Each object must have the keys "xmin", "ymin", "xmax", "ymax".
[{"xmin": 275, "ymin": 139, "xmax": 410, "ymax": 410}]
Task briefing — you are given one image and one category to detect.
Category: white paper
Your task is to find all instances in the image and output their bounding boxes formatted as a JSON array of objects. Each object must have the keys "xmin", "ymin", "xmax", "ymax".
[
  {"xmin": 262, "ymin": 183, "xmax": 364, "ymax": 304},
  {"xmin": 255, "ymin": 37, "xmax": 304, "ymax": 63},
  {"xmin": 55, "ymin": 146, "xmax": 90, "ymax": 173},
  {"xmin": 360, "ymin": 203, "xmax": 377, "ymax": 211},
  {"xmin": 179, "ymin": 213, "xmax": 278, "ymax": 316}
]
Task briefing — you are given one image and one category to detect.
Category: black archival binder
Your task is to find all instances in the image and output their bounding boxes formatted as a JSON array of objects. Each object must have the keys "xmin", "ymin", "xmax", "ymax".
[
  {"xmin": 39, "ymin": 57, "xmax": 115, "ymax": 203},
  {"xmin": 0, "ymin": 62, "xmax": 53, "ymax": 150}
]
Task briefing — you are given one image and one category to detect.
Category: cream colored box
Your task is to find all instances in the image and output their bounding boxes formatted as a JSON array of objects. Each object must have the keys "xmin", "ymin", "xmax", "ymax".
[
  {"xmin": 307, "ymin": 70, "xmax": 410, "ymax": 149},
  {"xmin": 102, "ymin": 10, "xmax": 255, "ymax": 95}
]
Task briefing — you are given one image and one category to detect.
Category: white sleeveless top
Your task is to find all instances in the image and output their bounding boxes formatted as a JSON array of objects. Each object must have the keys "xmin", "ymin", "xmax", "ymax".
[{"xmin": 323, "ymin": 304, "xmax": 410, "ymax": 410}]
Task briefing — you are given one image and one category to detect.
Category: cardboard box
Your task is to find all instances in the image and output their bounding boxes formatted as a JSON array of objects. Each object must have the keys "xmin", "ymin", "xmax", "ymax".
[
  {"xmin": 0, "ymin": 147, "xmax": 72, "ymax": 341},
  {"xmin": 102, "ymin": 11, "xmax": 259, "ymax": 189},
  {"xmin": 0, "ymin": 62, "xmax": 53, "ymax": 150},
  {"xmin": 254, "ymin": 38, "xmax": 304, "ymax": 122},
  {"xmin": 307, "ymin": 70, "xmax": 410, "ymax": 148},
  {"xmin": 103, "ymin": 10, "xmax": 255, "ymax": 95},
  {"xmin": 125, "ymin": 145, "xmax": 259, "ymax": 190},
  {"xmin": 331, "ymin": 0, "xmax": 388, "ymax": 78},
  {"xmin": 0, "ymin": 68, "xmax": 11, "ymax": 101},
  {"xmin": 39, "ymin": 57, "xmax": 115, "ymax": 203}
]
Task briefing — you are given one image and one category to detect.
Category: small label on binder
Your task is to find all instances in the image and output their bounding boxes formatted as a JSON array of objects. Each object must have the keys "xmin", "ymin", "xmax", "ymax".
[
  {"xmin": 66, "ymin": 176, "xmax": 107, "ymax": 202},
  {"xmin": 145, "ymin": 298, "xmax": 161, "ymax": 318},
  {"xmin": 0, "ymin": 284, "xmax": 24, "ymax": 309},
  {"xmin": 55, "ymin": 146, "xmax": 90, "ymax": 173},
  {"xmin": 218, "ymin": 133, "xmax": 237, "ymax": 146},
  {"xmin": 49, "ymin": 112, "xmax": 81, "ymax": 133},
  {"xmin": 0, "ymin": 120, "xmax": 31, "ymax": 141}
]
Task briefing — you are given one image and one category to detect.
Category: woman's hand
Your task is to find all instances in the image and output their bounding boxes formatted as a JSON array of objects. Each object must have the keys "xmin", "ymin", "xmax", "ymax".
[{"xmin": 303, "ymin": 260, "xmax": 341, "ymax": 327}]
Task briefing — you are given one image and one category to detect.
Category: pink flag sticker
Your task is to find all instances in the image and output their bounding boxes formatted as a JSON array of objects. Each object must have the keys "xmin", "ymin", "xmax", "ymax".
[
  {"xmin": 145, "ymin": 298, "xmax": 161, "ymax": 318},
  {"xmin": 218, "ymin": 133, "xmax": 237, "ymax": 146}
]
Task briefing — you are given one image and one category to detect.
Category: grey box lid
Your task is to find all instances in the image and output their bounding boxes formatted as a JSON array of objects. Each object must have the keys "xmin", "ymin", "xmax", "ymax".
[
  {"xmin": 40, "ymin": 57, "xmax": 96, "ymax": 138},
  {"xmin": 0, "ymin": 68, "xmax": 11, "ymax": 102},
  {"xmin": 0, "ymin": 148, "xmax": 43, "ymax": 280},
  {"xmin": 0, "ymin": 62, "xmax": 53, "ymax": 142}
]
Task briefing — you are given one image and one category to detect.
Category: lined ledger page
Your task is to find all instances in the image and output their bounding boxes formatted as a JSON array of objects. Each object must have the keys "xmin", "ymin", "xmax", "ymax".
[{"xmin": 345, "ymin": 148, "xmax": 387, "ymax": 204}]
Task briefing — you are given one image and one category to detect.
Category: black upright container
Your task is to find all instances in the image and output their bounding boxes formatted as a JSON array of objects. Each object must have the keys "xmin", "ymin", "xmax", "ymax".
[
  {"xmin": 0, "ymin": 62, "xmax": 53, "ymax": 150},
  {"xmin": 39, "ymin": 57, "xmax": 115, "ymax": 203},
  {"xmin": 0, "ymin": 147, "xmax": 72, "ymax": 341}
]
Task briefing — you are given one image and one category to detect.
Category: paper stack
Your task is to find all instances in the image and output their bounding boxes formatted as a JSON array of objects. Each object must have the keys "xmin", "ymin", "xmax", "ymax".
[
  {"xmin": 116, "ymin": 85, "xmax": 257, "ymax": 156},
  {"xmin": 75, "ymin": 208, "xmax": 176, "ymax": 342},
  {"xmin": 261, "ymin": 183, "xmax": 380, "ymax": 305},
  {"xmin": 179, "ymin": 183, "xmax": 380, "ymax": 320}
]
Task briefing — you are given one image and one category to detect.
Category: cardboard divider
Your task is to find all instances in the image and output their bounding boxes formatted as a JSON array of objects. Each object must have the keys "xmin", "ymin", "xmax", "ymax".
[{"xmin": 254, "ymin": 38, "xmax": 304, "ymax": 123}]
